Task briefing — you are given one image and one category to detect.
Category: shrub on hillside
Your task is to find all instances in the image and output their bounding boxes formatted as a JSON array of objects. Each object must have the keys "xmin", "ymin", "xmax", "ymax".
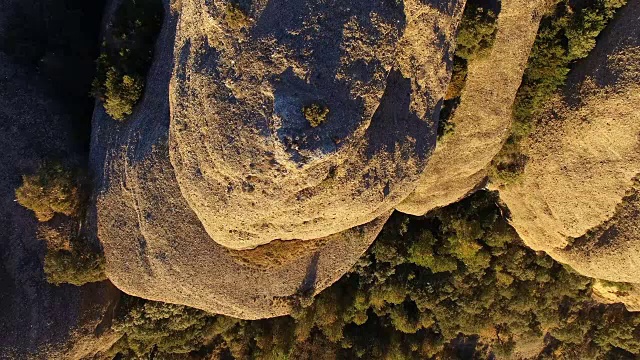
[
  {"xmin": 92, "ymin": 0, "xmax": 162, "ymax": 121},
  {"xmin": 302, "ymin": 103, "xmax": 330, "ymax": 127},
  {"xmin": 455, "ymin": 4, "xmax": 498, "ymax": 61},
  {"xmin": 225, "ymin": 2, "xmax": 250, "ymax": 29},
  {"xmin": 44, "ymin": 245, "xmax": 106, "ymax": 286},
  {"xmin": 102, "ymin": 68, "xmax": 144, "ymax": 120},
  {"xmin": 38, "ymin": 223, "xmax": 107, "ymax": 286},
  {"xmin": 15, "ymin": 163, "xmax": 81, "ymax": 222}
]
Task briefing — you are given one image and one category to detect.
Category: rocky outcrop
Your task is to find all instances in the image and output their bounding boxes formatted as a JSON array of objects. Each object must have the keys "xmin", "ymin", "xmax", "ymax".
[
  {"xmin": 0, "ymin": 51, "xmax": 120, "ymax": 360},
  {"xmin": 93, "ymin": 0, "xmax": 466, "ymax": 318},
  {"xmin": 169, "ymin": 0, "xmax": 465, "ymax": 249},
  {"xmin": 396, "ymin": 0, "xmax": 549, "ymax": 216},
  {"xmin": 92, "ymin": 0, "xmax": 380, "ymax": 320},
  {"xmin": 592, "ymin": 280, "xmax": 640, "ymax": 312},
  {"xmin": 497, "ymin": 0, "xmax": 640, "ymax": 289}
]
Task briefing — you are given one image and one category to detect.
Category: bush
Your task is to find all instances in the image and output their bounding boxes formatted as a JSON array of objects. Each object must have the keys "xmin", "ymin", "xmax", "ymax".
[
  {"xmin": 15, "ymin": 163, "xmax": 81, "ymax": 222},
  {"xmin": 302, "ymin": 103, "xmax": 330, "ymax": 127},
  {"xmin": 93, "ymin": 0, "xmax": 162, "ymax": 120},
  {"xmin": 44, "ymin": 245, "xmax": 106, "ymax": 286},
  {"xmin": 455, "ymin": 4, "xmax": 498, "ymax": 61},
  {"xmin": 102, "ymin": 68, "xmax": 144, "ymax": 120},
  {"xmin": 38, "ymin": 223, "xmax": 106, "ymax": 286}
]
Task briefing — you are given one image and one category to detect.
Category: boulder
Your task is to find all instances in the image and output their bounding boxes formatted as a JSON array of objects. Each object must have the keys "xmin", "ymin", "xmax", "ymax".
[
  {"xmin": 497, "ymin": 0, "xmax": 640, "ymax": 287},
  {"xmin": 169, "ymin": 0, "xmax": 465, "ymax": 249},
  {"xmin": 592, "ymin": 280, "xmax": 640, "ymax": 312},
  {"xmin": 396, "ymin": 0, "xmax": 549, "ymax": 216},
  {"xmin": 92, "ymin": 0, "xmax": 395, "ymax": 319}
]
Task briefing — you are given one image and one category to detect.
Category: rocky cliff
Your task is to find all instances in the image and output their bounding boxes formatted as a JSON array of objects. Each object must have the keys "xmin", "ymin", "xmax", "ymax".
[
  {"xmin": 170, "ymin": 0, "xmax": 464, "ymax": 249},
  {"xmin": 497, "ymin": 0, "xmax": 640, "ymax": 286},
  {"xmin": 92, "ymin": 0, "xmax": 465, "ymax": 318}
]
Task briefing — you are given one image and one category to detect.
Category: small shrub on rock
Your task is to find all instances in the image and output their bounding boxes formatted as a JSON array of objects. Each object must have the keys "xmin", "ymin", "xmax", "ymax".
[
  {"xmin": 455, "ymin": 4, "xmax": 498, "ymax": 61},
  {"xmin": 102, "ymin": 68, "xmax": 144, "ymax": 120},
  {"xmin": 38, "ymin": 223, "xmax": 107, "ymax": 286}
]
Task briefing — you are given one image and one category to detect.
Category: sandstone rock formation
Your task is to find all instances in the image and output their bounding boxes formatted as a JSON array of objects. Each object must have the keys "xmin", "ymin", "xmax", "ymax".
[
  {"xmin": 0, "ymin": 50, "xmax": 120, "ymax": 360},
  {"xmin": 92, "ymin": 0, "xmax": 402, "ymax": 319},
  {"xmin": 497, "ymin": 0, "xmax": 640, "ymax": 288},
  {"xmin": 396, "ymin": 0, "xmax": 549, "ymax": 216},
  {"xmin": 592, "ymin": 280, "xmax": 640, "ymax": 312},
  {"xmin": 169, "ymin": 0, "xmax": 465, "ymax": 249}
]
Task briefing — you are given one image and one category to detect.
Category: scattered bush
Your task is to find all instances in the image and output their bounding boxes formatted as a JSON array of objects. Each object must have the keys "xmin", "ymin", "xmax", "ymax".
[
  {"xmin": 16, "ymin": 163, "xmax": 106, "ymax": 286},
  {"xmin": 92, "ymin": 0, "xmax": 162, "ymax": 120},
  {"xmin": 303, "ymin": 103, "xmax": 330, "ymax": 127},
  {"xmin": 490, "ymin": 0, "xmax": 627, "ymax": 184},
  {"xmin": 15, "ymin": 163, "xmax": 81, "ymax": 222}
]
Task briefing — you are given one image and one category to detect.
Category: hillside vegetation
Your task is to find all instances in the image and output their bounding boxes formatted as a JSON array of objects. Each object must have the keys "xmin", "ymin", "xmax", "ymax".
[
  {"xmin": 103, "ymin": 192, "xmax": 640, "ymax": 359},
  {"xmin": 15, "ymin": 163, "xmax": 106, "ymax": 286},
  {"xmin": 439, "ymin": 0, "xmax": 499, "ymax": 139}
]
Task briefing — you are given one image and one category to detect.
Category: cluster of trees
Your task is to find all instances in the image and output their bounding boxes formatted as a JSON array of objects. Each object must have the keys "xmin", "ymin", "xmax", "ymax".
[
  {"xmin": 105, "ymin": 191, "xmax": 640, "ymax": 359},
  {"xmin": 92, "ymin": 0, "xmax": 163, "ymax": 120},
  {"xmin": 490, "ymin": 0, "xmax": 627, "ymax": 183},
  {"xmin": 15, "ymin": 163, "xmax": 106, "ymax": 286},
  {"xmin": 439, "ymin": 0, "xmax": 499, "ymax": 140}
]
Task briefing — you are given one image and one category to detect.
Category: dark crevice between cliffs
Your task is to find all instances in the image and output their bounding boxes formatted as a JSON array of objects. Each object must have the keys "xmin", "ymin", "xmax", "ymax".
[{"xmin": 0, "ymin": 0, "xmax": 107, "ymax": 155}]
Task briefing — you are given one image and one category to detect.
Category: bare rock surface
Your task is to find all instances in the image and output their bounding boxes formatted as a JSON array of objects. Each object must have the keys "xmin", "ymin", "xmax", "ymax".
[
  {"xmin": 0, "ymin": 51, "xmax": 120, "ymax": 360},
  {"xmin": 169, "ymin": 0, "xmax": 465, "ymax": 249},
  {"xmin": 497, "ymin": 0, "xmax": 640, "ymax": 285},
  {"xmin": 592, "ymin": 280, "xmax": 640, "ymax": 312},
  {"xmin": 92, "ymin": 1, "xmax": 391, "ymax": 319},
  {"xmin": 396, "ymin": 0, "xmax": 549, "ymax": 216}
]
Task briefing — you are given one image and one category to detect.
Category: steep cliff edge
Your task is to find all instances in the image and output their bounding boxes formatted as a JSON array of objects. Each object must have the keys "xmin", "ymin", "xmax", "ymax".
[
  {"xmin": 497, "ymin": 0, "xmax": 640, "ymax": 286},
  {"xmin": 396, "ymin": 0, "xmax": 549, "ymax": 216}
]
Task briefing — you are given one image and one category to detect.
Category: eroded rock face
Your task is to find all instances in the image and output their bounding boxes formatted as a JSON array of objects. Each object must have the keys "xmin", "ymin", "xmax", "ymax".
[
  {"xmin": 396, "ymin": 0, "xmax": 548, "ymax": 216},
  {"xmin": 92, "ymin": 0, "xmax": 397, "ymax": 319},
  {"xmin": 497, "ymin": 0, "xmax": 640, "ymax": 287},
  {"xmin": 169, "ymin": 0, "xmax": 464, "ymax": 249}
]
